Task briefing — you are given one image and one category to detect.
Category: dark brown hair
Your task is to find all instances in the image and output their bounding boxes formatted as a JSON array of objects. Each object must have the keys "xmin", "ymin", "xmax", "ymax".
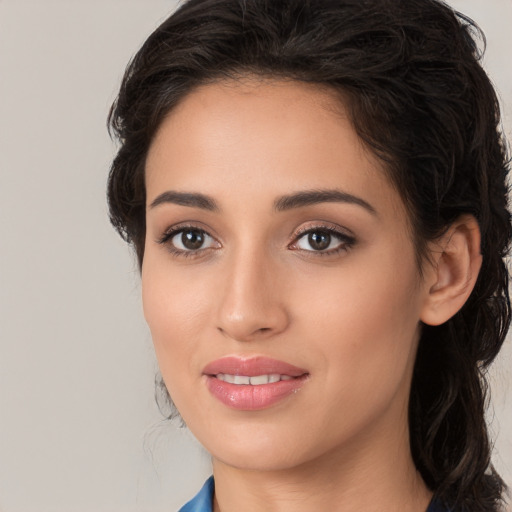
[{"xmin": 107, "ymin": 0, "xmax": 511, "ymax": 509}]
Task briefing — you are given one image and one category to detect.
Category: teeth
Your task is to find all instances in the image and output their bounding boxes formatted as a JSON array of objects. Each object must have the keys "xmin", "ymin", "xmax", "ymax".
[
  {"xmin": 249, "ymin": 374, "xmax": 270, "ymax": 385},
  {"xmin": 216, "ymin": 373, "xmax": 293, "ymax": 385}
]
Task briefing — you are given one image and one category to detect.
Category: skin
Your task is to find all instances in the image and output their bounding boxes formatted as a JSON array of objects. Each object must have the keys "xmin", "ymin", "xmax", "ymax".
[{"xmin": 142, "ymin": 78, "xmax": 478, "ymax": 511}]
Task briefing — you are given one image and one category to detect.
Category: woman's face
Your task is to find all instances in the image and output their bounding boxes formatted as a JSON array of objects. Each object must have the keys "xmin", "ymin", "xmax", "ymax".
[{"xmin": 143, "ymin": 79, "xmax": 432, "ymax": 471}]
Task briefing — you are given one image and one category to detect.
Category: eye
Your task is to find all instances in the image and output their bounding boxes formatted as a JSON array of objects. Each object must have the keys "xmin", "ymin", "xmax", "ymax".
[
  {"xmin": 158, "ymin": 226, "xmax": 219, "ymax": 255},
  {"xmin": 292, "ymin": 227, "xmax": 355, "ymax": 254},
  {"xmin": 172, "ymin": 229, "xmax": 213, "ymax": 251}
]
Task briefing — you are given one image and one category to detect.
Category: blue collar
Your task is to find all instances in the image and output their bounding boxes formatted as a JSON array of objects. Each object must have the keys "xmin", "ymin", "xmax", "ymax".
[
  {"xmin": 179, "ymin": 477, "xmax": 214, "ymax": 512},
  {"xmin": 179, "ymin": 476, "xmax": 450, "ymax": 512}
]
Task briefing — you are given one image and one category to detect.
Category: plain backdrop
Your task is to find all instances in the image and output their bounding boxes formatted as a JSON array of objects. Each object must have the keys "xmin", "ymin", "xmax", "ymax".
[{"xmin": 0, "ymin": 1, "xmax": 510, "ymax": 511}]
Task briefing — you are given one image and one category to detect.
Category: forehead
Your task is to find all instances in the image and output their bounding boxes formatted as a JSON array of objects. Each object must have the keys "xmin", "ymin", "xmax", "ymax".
[{"xmin": 145, "ymin": 78, "xmax": 404, "ymax": 220}]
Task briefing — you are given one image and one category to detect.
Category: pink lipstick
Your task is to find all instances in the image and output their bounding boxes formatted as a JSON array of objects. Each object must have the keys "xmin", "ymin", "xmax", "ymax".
[{"xmin": 203, "ymin": 356, "xmax": 309, "ymax": 410}]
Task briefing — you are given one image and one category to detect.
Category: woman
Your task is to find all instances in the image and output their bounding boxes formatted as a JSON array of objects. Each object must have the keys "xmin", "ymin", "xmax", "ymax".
[{"xmin": 107, "ymin": 0, "xmax": 511, "ymax": 510}]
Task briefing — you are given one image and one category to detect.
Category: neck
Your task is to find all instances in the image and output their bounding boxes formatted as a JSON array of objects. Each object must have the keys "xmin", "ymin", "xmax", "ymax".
[{"xmin": 211, "ymin": 405, "xmax": 432, "ymax": 512}]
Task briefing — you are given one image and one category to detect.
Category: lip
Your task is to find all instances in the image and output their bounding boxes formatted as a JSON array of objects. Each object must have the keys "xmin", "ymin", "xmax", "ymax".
[
  {"xmin": 203, "ymin": 356, "xmax": 308, "ymax": 377},
  {"xmin": 203, "ymin": 356, "xmax": 309, "ymax": 410}
]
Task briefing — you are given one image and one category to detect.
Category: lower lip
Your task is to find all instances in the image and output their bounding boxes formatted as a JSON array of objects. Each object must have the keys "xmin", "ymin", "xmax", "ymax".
[{"xmin": 205, "ymin": 375, "xmax": 308, "ymax": 410}]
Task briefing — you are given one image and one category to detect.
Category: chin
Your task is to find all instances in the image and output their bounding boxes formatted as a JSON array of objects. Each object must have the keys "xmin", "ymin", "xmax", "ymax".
[
  {"xmin": 193, "ymin": 417, "xmax": 333, "ymax": 473},
  {"xmin": 211, "ymin": 443, "xmax": 311, "ymax": 472}
]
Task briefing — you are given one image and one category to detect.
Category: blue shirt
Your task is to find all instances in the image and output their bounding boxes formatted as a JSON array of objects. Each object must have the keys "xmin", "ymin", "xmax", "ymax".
[
  {"xmin": 178, "ymin": 476, "xmax": 450, "ymax": 511},
  {"xmin": 179, "ymin": 477, "xmax": 215, "ymax": 512}
]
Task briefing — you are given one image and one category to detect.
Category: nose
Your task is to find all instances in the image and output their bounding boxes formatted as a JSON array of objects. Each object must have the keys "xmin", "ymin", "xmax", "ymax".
[{"xmin": 215, "ymin": 248, "xmax": 290, "ymax": 342}]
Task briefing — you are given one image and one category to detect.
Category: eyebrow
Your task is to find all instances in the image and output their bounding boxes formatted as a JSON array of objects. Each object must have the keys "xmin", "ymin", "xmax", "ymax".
[
  {"xmin": 149, "ymin": 191, "xmax": 219, "ymax": 211},
  {"xmin": 273, "ymin": 189, "xmax": 376, "ymax": 215},
  {"xmin": 148, "ymin": 188, "xmax": 376, "ymax": 215}
]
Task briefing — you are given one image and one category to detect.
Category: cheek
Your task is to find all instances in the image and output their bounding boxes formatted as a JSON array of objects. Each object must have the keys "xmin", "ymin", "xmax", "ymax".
[
  {"xmin": 141, "ymin": 252, "xmax": 211, "ymax": 386},
  {"xmin": 292, "ymin": 250, "xmax": 423, "ymax": 410}
]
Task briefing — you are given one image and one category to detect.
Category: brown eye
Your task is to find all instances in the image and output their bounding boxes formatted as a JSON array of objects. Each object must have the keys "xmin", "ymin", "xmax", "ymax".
[
  {"xmin": 170, "ymin": 228, "xmax": 215, "ymax": 251},
  {"xmin": 294, "ymin": 228, "xmax": 355, "ymax": 254},
  {"xmin": 181, "ymin": 230, "xmax": 205, "ymax": 250},
  {"xmin": 307, "ymin": 232, "xmax": 331, "ymax": 251}
]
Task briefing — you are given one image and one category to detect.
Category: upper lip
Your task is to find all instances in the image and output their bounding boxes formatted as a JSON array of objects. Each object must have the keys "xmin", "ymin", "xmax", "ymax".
[{"xmin": 203, "ymin": 356, "xmax": 308, "ymax": 377}]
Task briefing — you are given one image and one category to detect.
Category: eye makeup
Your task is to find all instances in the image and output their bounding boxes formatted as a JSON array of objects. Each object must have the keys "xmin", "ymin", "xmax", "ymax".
[
  {"xmin": 289, "ymin": 223, "xmax": 356, "ymax": 257},
  {"xmin": 156, "ymin": 219, "xmax": 356, "ymax": 260}
]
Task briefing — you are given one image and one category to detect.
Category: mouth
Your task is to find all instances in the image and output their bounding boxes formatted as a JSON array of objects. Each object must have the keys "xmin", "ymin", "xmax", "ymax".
[
  {"xmin": 203, "ymin": 356, "xmax": 309, "ymax": 410},
  {"xmin": 215, "ymin": 373, "xmax": 294, "ymax": 385}
]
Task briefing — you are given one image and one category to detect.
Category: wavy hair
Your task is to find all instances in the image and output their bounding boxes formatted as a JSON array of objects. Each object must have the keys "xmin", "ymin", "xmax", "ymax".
[{"xmin": 107, "ymin": 0, "xmax": 511, "ymax": 509}]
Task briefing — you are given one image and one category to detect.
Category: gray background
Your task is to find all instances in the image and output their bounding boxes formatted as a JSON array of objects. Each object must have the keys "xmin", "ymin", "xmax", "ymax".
[{"xmin": 0, "ymin": 1, "xmax": 510, "ymax": 511}]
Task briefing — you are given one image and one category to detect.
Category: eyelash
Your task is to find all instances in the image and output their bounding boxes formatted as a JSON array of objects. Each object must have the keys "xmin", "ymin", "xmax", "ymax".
[
  {"xmin": 157, "ymin": 223, "xmax": 356, "ymax": 258},
  {"xmin": 291, "ymin": 225, "xmax": 356, "ymax": 256},
  {"xmin": 157, "ymin": 224, "xmax": 217, "ymax": 259}
]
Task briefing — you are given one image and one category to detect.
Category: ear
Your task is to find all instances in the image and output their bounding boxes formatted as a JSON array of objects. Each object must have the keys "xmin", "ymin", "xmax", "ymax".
[{"xmin": 420, "ymin": 215, "xmax": 482, "ymax": 326}]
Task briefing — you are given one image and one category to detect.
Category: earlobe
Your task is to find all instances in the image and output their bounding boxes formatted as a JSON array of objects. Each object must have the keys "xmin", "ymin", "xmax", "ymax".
[{"xmin": 420, "ymin": 215, "xmax": 482, "ymax": 326}]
